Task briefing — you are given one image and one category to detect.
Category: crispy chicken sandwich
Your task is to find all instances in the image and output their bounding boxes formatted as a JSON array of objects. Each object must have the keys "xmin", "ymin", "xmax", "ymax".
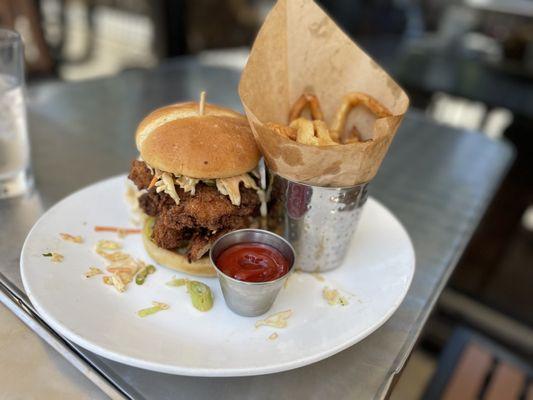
[{"xmin": 128, "ymin": 95, "xmax": 264, "ymax": 277}]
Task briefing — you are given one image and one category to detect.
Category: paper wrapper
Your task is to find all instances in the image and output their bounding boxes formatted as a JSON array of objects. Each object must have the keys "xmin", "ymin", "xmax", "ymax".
[{"xmin": 239, "ymin": 0, "xmax": 409, "ymax": 187}]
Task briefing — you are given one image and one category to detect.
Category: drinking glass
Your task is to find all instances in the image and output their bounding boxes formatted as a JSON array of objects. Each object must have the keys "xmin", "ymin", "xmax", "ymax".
[{"xmin": 0, "ymin": 29, "xmax": 32, "ymax": 198}]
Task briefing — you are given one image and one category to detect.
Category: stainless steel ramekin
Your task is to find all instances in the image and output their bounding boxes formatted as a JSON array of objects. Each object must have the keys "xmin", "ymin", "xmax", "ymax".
[
  {"xmin": 268, "ymin": 172, "xmax": 368, "ymax": 272},
  {"xmin": 209, "ymin": 229, "xmax": 295, "ymax": 317}
]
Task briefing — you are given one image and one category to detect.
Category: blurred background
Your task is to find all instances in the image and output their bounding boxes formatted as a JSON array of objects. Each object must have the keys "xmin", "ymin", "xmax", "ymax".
[{"xmin": 1, "ymin": 0, "xmax": 532, "ymax": 398}]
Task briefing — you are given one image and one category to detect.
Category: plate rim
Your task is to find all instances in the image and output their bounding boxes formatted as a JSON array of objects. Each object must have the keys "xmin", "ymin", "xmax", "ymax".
[{"xmin": 20, "ymin": 174, "xmax": 416, "ymax": 376}]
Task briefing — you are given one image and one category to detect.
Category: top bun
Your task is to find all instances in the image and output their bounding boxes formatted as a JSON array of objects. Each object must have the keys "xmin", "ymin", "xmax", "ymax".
[{"xmin": 136, "ymin": 102, "xmax": 260, "ymax": 179}]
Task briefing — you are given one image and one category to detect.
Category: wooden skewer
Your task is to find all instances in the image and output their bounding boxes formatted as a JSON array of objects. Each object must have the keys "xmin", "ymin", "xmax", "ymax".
[{"xmin": 198, "ymin": 91, "xmax": 206, "ymax": 115}]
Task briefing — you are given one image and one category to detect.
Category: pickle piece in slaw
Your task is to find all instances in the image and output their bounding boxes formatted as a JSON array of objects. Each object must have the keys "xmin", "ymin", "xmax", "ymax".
[
  {"xmin": 187, "ymin": 281, "xmax": 213, "ymax": 312},
  {"xmin": 137, "ymin": 301, "xmax": 169, "ymax": 317},
  {"xmin": 166, "ymin": 277, "xmax": 213, "ymax": 311},
  {"xmin": 135, "ymin": 264, "xmax": 156, "ymax": 285},
  {"xmin": 146, "ymin": 264, "xmax": 156, "ymax": 274}
]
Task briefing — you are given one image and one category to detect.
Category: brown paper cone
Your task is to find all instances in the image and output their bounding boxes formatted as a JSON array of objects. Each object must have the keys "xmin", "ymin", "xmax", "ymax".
[{"xmin": 239, "ymin": 0, "xmax": 409, "ymax": 187}]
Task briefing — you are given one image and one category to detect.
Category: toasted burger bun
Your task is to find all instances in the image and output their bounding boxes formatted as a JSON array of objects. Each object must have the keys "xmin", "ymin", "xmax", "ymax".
[
  {"xmin": 142, "ymin": 221, "xmax": 216, "ymax": 277},
  {"xmin": 136, "ymin": 102, "xmax": 260, "ymax": 179}
]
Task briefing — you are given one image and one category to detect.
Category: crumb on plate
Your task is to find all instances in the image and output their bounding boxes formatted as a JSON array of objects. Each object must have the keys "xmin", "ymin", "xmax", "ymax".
[
  {"xmin": 323, "ymin": 287, "xmax": 348, "ymax": 306},
  {"xmin": 255, "ymin": 309, "xmax": 292, "ymax": 329},
  {"xmin": 42, "ymin": 252, "xmax": 64, "ymax": 263},
  {"xmin": 59, "ymin": 233, "xmax": 83, "ymax": 244}
]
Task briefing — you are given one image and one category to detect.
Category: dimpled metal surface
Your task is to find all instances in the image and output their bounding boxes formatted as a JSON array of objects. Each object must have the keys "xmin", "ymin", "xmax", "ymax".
[{"xmin": 270, "ymin": 174, "xmax": 368, "ymax": 271}]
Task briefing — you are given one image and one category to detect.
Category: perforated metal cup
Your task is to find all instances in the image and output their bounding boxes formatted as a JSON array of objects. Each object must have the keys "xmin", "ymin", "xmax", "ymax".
[
  {"xmin": 210, "ymin": 229, "xmax": 295, "ymax": 317},
  {"xmin": 268, "ymin": 172, "xmax": 368, "ymax": 272}
]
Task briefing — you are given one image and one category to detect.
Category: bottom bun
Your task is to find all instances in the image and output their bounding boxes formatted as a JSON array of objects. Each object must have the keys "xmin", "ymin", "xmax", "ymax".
[{"xmin": 142, "ymin": 219, "xmax": 216, "ymax": 277}]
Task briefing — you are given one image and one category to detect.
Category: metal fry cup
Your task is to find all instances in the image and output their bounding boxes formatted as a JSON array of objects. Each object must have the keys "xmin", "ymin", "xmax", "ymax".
[
  {"xmin": 210, "ymin": 229, "xmax": 295, "ymax": 317},
  {"xmin": 268, "ymin": 172, "xmax": 368, "ymax": 272}
]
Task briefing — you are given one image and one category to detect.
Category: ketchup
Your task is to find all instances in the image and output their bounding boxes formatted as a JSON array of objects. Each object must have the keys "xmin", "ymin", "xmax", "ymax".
[{"xmin": 216, "ymin": 242, "xmax": 290, "ymax": 283}]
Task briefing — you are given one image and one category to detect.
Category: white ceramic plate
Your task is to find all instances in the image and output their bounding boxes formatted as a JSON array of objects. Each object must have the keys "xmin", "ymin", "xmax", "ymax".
[{"xmin": 21, "ymin": 175, "xmax": 415, "ymax": 376}]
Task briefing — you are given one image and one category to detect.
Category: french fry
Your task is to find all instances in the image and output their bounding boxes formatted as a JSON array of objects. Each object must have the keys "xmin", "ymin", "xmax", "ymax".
[
  {"xmin": 288, "ymin": 93, "xmax": 338, "ymax": 145},
  {"xmin": 290, "ymin": 118, "xmax": 319, "ymax": 146},
  {"xmin": 289, "ymin": 93, "xmax": 324, "ymax": 122},
  {"xmin": 265, "ymin": 122, "xmax": 297, "ymax": 140},
  {"xmin": 344, "ymin": 126, "xmax": 362, "ymax": 143},
  {"xmin": 268, "ymin": 91, "xmax": 392, "ymax": 147},
  {"xmin": 330, "ymin": 92, "xmax": 392, "ymax": 142},
  {"xmin": 313, "ymin": 120, "xmax": 337, "ymax": 145}
]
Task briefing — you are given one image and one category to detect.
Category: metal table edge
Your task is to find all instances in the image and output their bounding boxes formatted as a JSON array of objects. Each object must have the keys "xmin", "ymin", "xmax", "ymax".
[{"xmin": 376, "ymin": 137, "xmax": 515, "ymax": 399}]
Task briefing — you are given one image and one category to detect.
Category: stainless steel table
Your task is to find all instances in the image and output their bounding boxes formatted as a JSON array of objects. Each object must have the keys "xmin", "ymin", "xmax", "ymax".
[{"xmin": 0, "ymin": 59, "xmax": 513, "ymax": 399}]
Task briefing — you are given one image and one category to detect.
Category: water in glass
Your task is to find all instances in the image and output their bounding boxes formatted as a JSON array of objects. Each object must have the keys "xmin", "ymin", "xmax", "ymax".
[
  {"xmin": 0, "ymin": 28, "xmax": 32, "ymax": 198},
  {"xmin": 0, "ymin": 74, "xmax": 29, "ymax": 181}
]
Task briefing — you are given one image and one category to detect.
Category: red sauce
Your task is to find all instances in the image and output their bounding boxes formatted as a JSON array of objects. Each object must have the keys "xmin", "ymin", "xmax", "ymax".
[{"xmin": 216, "ymin": 242, "xmax": 290, "ymax": 283}]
